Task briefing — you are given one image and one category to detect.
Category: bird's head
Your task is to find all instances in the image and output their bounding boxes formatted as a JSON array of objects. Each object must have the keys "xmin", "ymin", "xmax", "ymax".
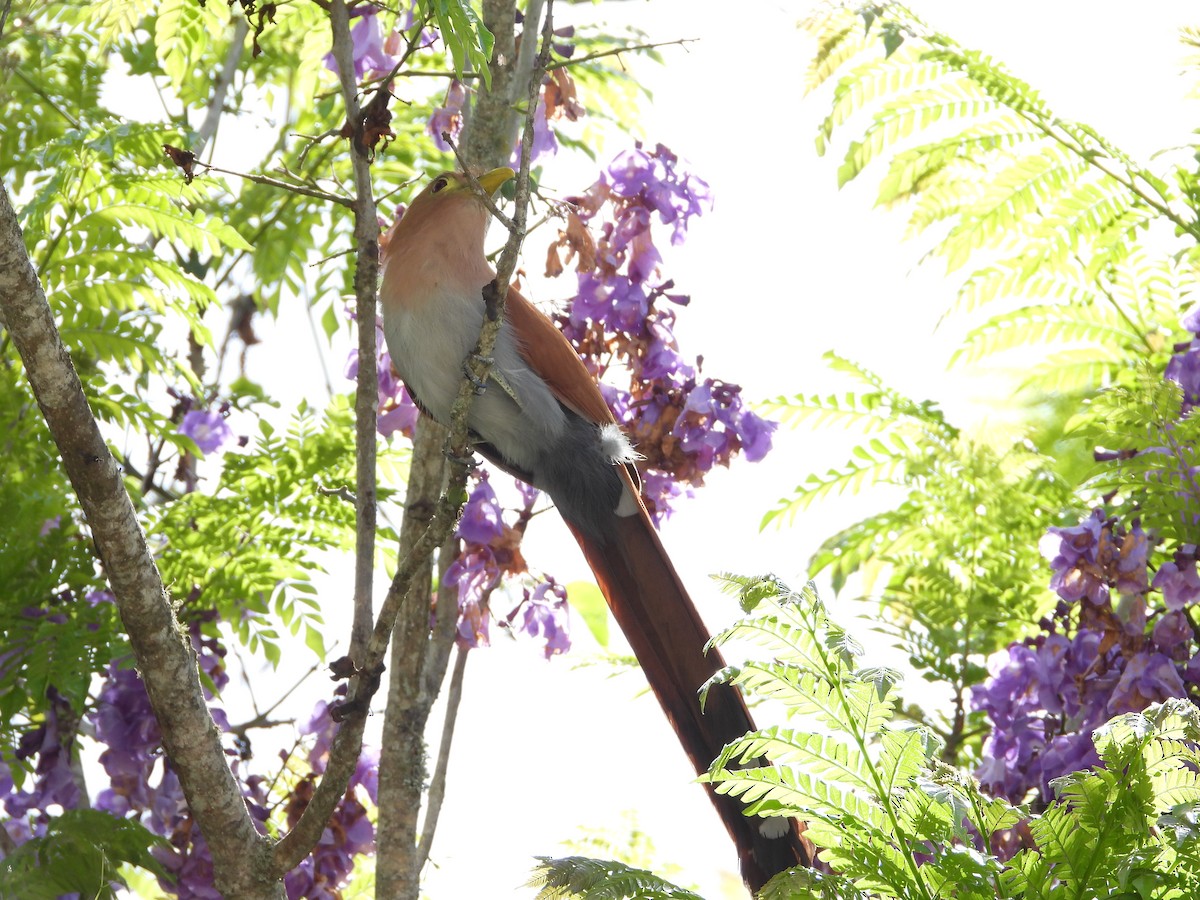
[
  {"xmin": 389, "ymin": 167, "xmax": 515, "ymax": 249},
  {"xmin": 381, "ymin": 167, "xmax": 516, "ymax": 306},
  {"xmin": 403, "ymin": 166, "xmax": 515, "ymax": 221},
  {"xmin": 384, "ymin": 166, "xmax": 515, "ymax": 259}
]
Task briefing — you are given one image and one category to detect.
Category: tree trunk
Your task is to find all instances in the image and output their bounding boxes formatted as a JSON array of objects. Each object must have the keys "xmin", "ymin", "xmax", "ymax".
[
  {"xmin": 0, "ymin": 181, "xmax": 284, "ymax": 900},
  {"xmin": 372, "ymin": 1, "xmax": 535, "ymax": 895}
]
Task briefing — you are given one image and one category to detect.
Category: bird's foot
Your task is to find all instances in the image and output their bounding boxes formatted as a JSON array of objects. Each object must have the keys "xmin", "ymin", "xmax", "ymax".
[
  {"xmin": 462, "ymin": 356, "xmax": 493, "ymax": 395},
  {"xmin": 443, "ymin": 448, "xmax": 478, "ymax": 468}
]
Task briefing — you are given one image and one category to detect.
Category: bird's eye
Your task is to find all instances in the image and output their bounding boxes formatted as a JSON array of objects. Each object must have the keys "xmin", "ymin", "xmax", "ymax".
[{"xmin": 431, "ymin": 176, "xmax": 449, "ymax": 194}]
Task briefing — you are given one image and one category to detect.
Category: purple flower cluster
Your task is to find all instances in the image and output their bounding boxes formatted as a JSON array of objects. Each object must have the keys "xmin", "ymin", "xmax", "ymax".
[
  {"xmin": 504, "ymin": 25, "xmax": 579, "ymax": 167},
  {"xmin": 5, "ymin": 688, "xmax": 82, "ymax": 822},
  {"xmin": 444, "ymin": 474, "xmax": 572, "ymax": 655},
  {"xmin": 0, "ymin": 611, "xmax": 286, "ymax": 898},
  {"xmin": 976, "ymin": 515, "xmax": 1200, "ymax": 809},
  {"xmin": 283, "ymin": 697, "xmax": 378, "ymax": 899},
  {"xmin": 1166, "ymin": 303, "xmax": 1200, "ymax": 414},
  {"xmin": 1037, "ymin": 510, "xmax": 1149, "ymax": 606},
  {"xmin": 546, "ymin": 143, "xmax": 776, "ymax": 518},
  {"xmin": 0, "ymin": 591, "xmax": 121, "ymax": 846},
  {"xmin": 345, "ymin": 319, "xmax": 420, "ymax": 439},
  {"xmin": 974, "ymin": 312, "xmax": 1200, "ymax": 812},
  {"xmin": 88, "ymin": 618, "xmax": 269, "ymax": 897},
  {"xmin": 512, "ymin": 580, "xmax": 571, "ymax": 659}
]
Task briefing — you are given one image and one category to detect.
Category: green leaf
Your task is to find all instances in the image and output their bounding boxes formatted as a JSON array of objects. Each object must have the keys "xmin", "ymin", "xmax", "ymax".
[
  {"xmin": 527, "ymin": 856, "xmax": 704, "ymax": 900},
  {"xmin": 0, "ymin": 809, "xmax": 170, "ymax": 899},
  {"xmin": 155, "ymin": 0, "xmax": 223, "ymax": 93},
  {"xmin": 566, "ymin": 580, "xmax": 608, "ymax": 648},
  {"xmin": 84, "ymin": 203, "xmax": 252, "ymax": 254},
  {"xmin": 715, "ymin": 727, "xmax": 874, "ymax": 793},
  {"xmin": 424, "ymin": 0, "xmax": 495, "ymax": 88},
  {"xmin": 304, "ymin": 623, "xmax": 327, "ymax": 659}
]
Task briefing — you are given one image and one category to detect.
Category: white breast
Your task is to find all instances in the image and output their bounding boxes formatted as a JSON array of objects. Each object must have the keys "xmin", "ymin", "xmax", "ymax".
[{"xmin": 382, "ymin": 283, "xmax": 568, "ymax": 475}]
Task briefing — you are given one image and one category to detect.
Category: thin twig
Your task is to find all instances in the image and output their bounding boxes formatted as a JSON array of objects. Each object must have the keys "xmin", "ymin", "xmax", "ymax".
[
  {"xmin": 9, "ymin": 69, "xmax": 81, "ymax": 128},
  {"xmin": 316, "ymin": 481, "xmax": 357, "ymax": 504},
  {"xmin": 231, "ymin": 660, "xmax": 323, "ymax": 733},
  {"xmin": 227, "ymin": 714, "xmax": 295, "ymax": 736},
  {"xmin": 307, "ymin": 246, "xmax": 355, "ymax": 267},
  {"xmin": 195, "ymin": 17, "xmax": 251, "ymax": 158},
  {"xmin": 416, "ymin": 645, "xmax": 469, "ymax": 868},
  {"xmin": 546, "ymin": 37, "xmax": 697, "ymax": 71},
  {"xmin": 210, "ymin": 143, "xmax": 340, "ymax": 293},
  {"xmin": 393, "ymin": 38, "xmax": 699, "ymax": 80},
  {"xmin": 0, "ymin": 0, "xmax": 13, "ymax": 41},
  {"xmin": 269, "ymin": 0, "xmax": 380, "ymax": 872},
  {"xmin": 196, "ymin": 161, "xmax": 354, "ymax": 208},
  {"xmin": 442, "ymin": 133, "xmax": 516, "ymax": 230},
  {"xmin": 301, "ymin": 292, "xmax": 335, "ymax": 396}
]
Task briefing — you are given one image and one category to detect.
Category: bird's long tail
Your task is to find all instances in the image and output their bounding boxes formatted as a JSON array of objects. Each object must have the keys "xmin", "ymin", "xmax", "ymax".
[{"xmin": 567, "ymin": 508, "xmax": 813, "ymax": 891}]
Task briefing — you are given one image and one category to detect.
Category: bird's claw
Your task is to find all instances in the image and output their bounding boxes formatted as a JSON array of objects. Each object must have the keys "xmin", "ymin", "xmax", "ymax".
[
  {"xmin": 462, "ymin": 356, "xmax": 493, "ymax": 395},
  {"xmin": 443, "ymin": 448, "xmax": 478, "ymax": 468}
]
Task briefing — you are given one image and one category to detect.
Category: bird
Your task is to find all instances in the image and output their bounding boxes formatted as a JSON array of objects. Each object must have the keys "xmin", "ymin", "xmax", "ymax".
[{"xmin": 379, "ymin": 166, "xmax": 811, "ymax": 889}]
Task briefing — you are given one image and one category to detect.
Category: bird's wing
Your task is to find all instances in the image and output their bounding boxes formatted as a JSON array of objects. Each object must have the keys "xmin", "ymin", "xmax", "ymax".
[{"xmin": 503, "ymin": 286, "xmax": 617, "ymax": 427}]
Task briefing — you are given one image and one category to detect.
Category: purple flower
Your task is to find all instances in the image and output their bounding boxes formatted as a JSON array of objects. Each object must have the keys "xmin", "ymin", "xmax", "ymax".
[
  {"xmin": 610, "ymin": 278, "xmax": 650, "ymax": 331},
  {"xmin": 1184, "ymin": 305, "xmax": 1200, "ymax": 334},
  {"xmin": 1109, "ymin": 651, "xmax": 1187, "ymax": 712},
  {"xmin": 516, "ymin": 479, "xmax": 541, "ymax": 511},
  {"xmin": 1115, "ymin": 521, "xmax": 1149, "ymax": 595},
  {"xmin": 528, "ymin": 95, "xmax": 559, "ymax": 165},
  {"xmin": 396, "ymin": 6, "xmax": 439, "ymax": 50},
  {"xmin": 1153, "ymin": 554, "xmax": 1200, "ymax": 609},
  {"xmin": 641, "ymin": 319, "xmax": 693, "ymax": 382},
  {"xmin": 445, "ymin": 546, "xmax": 499, "ymax": 648},
  {"xmin": 38, "ymin": 516, "xmax": 61, "ymax": 537},
  {"xmin": 1039, "ymin": 510, "xmax": 1110, "ymax": 605},
  {"xmin": 281, "ymin": 700, "xmax": 377, "ymax": 897},
  {"xmin": 5, "ymin": 692, "xmax": 81, "ymax": 817},
  {"xmin": 971, "ymin": 629, "xmax": 1113, "ymax": 803},
  {"xmin": 180, "ymin": 410, "xmax": 234, "ymax": 455},
  {"xmin": 1152, "ymin": 610, "xmax": 1193, "ymax": 650},
  {"xmin": 641, "ymin": 469, "xmax": 692, "ymax": 521},
  {"xmin": 606, "ymin": 147, "xmax": 655, "ymax": 196},
  {"xmin": 627, "ymin": 231, "xmax": 661, "ymax": 284},
  {"xmin": 378, "ymin": 386, "xmax": 420, "ymax": 438},
  {"xmin": 324, "ymin": 7, "xmax": 397, "ymax": 79},
  {"xmin": 1166, "ymin": 343, "xmax": 1200, "ymax": 412},
  {"xmin": 598, "ymin": 384, "xmax": 633, "ymax": 422},
  {"xmin": 346, "ymin": 324, "xmax": 421, "ymax": 438},
  {"xmin": 429, "ymin": 80, "xmax": 467, "ymax": 151},
  {"xmin": 93, "ymin": 665, "xmax": 161, "ymax": 814},
  {"xmin": 738, "ymin": 410, "xmax": 776, "ymax": 462},
  {"xmin": 516, "ymin": 581, "xmax": 571, "ymax": 658},
  {"xmin": 1037, "ymin": 733, "xmax": 1098, "ymax": 800},
  {"xmin": 457, "ymin": 475, "xmax": 505, "ymax": 544}
]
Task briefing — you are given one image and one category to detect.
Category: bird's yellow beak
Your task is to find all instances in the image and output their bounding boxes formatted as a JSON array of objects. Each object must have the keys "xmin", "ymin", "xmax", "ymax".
[{"xmin": 477, "ymin": 166, "xmax": 516, "ymax": 196}]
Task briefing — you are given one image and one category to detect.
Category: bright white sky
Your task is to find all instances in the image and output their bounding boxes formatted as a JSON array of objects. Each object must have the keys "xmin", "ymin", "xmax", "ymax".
[{"xmin": 100, "ymin": 1, "xmax": 1200, "ymax": 897}]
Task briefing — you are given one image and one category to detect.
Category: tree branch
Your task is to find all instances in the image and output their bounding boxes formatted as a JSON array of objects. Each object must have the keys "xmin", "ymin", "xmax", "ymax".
[
  {"xmin": 0, "ymin": 182, "xmax": 282, "ymax": 899},
  {"xmin": 546, "ymin": 37, "xmax": 697, "ymax": 71},
  {"xmin": 197, "ymin": 161, "xmax": 354, "ymax": 208},
  {"xmin": 194, "ymin": 17, "xmax": 250, "ymax": 159},
  {"xmin": 416, "ymin": 644, "xmax": 469, "ymax": 869},
  {"xmin": 268, "ymin": 0, "xmax": 381, "ymax": 874},
  {"xmin": 371, "ymin": 3, "xmax": 555, "ymax": 894}
]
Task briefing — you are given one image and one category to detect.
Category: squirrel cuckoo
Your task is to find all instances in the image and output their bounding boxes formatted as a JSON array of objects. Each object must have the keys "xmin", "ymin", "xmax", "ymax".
[{"xmin": 379, "ymin": 167, "xmax": 810, "ymax": 889}]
